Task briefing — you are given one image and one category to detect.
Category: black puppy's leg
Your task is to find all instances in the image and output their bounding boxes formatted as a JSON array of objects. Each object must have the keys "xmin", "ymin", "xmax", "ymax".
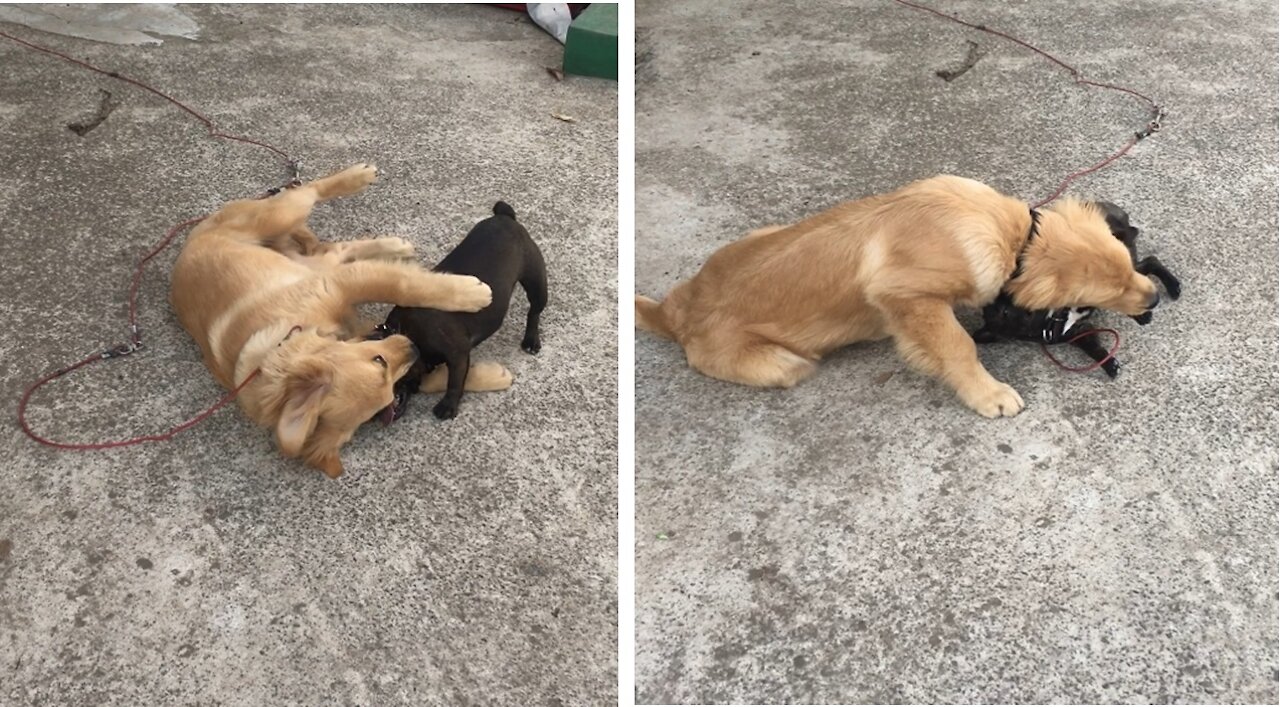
[
  {"xmin": 393, "ymin": 360, "xmax": 428, "ymax": 419},
  {"xmin": 971, "ymin": 328, "xmax": 1000, "ymax": 344},
  {"xmin": 519, "ymin": 250, "xmax": 549, "ymax": 354},
  {"xmin": 1070, "ymin": 332, "xmax": 1121, "ymax": 379},
  {"xmin": 1137, "ymin": 256, "xmax": 1181, "ymax": 300},
  {"xmin": 432, "ymin": 351, "xmax": 471, "ymax": 420}
]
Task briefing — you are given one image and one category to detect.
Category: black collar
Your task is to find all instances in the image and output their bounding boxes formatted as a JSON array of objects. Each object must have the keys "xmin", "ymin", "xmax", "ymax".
[{"xmin": 1009, "ymin": 208, "xmax": 1041, "ymax": 281}]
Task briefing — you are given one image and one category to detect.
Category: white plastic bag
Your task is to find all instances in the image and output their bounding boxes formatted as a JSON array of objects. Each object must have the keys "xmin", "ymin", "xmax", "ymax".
[{"xmin": 527, "ymin": 3, "xmax": 572, "ymax": 44}]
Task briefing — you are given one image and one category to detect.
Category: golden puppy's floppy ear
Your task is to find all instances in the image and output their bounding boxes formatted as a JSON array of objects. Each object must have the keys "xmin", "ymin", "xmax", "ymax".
[
  {"xmin": 275, "ymin": 357, "xmax": 333, "ymax": 458},
  {"xmin": 308, "ymin": 447, "xmax": 345, "ymax": 479},
  {"xmin": 303, "ymin": 424, "xmax": 348, "ymax": 479}
]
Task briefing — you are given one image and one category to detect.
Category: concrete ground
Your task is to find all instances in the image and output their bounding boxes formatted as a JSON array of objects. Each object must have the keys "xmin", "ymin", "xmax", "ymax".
[
  {"xmin": 636, "ymin": 0, "xmax": 1276, "ymax": 704},
  {"xmin": 0, "ymin": 5, "xmax": 615, "ymax": 706}
]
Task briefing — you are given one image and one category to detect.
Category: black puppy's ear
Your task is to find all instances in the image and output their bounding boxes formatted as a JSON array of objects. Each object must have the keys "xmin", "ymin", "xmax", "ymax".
[{"xmin": 1090, "ymin": 200, "xmax": 1133, "ymax": 236}]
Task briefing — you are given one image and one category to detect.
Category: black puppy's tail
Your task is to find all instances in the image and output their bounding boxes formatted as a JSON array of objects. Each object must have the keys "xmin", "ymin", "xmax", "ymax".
[{"xmin": 493, "ymin": 201, "xmax": 517, "ymax": 220}]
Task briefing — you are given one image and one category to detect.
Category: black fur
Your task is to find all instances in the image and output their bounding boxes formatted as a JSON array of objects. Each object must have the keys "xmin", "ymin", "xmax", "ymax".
[
  {"xmin": 972, "ymin": 201, "xmax": 1181, "ymax": 378},
  {"xmin": 383, "ymin": 201, "xmax": 547, "ymax": 419}
]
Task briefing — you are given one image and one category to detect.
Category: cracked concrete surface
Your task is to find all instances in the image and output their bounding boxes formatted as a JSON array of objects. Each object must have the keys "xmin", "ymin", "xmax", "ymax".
[
  {"xmin": 635, "ymin": 0, "xmax": 1277, "ymax": 704},
  {"xmin": 0, "ymin": 4, "xmax": 616, "ymax": 705}
]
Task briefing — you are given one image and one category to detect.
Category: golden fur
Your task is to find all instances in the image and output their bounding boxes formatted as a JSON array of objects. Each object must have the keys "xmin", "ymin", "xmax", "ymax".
[
  {"xmin": 170, "ymin": 163, "xmax": 492, "ymax": 477},
  {"xmin": 636, "ymin": 175, "xmax": 1157, "ymax": 417}
]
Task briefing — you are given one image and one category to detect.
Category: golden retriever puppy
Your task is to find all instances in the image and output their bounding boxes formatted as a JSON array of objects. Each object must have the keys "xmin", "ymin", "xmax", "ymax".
[
  {"xmin": 170, "ymin": 163, "xmax": 492, "ymax": 476},
  {"xmin": 635, "ymin": 175, "xmax": 1159, "ymax": 417}
]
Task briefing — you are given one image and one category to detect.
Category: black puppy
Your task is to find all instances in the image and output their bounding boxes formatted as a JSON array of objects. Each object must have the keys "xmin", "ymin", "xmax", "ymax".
[
  {"xmin": 972, "ymin": 201, "xmax": 1181, "ymax": 378},
  {"xmin": 379, "ymin": 201, "xmax": 547, "ymax": 420}
]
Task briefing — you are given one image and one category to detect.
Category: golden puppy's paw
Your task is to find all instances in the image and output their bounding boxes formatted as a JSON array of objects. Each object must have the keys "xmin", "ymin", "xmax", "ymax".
[
  {"xmin": 435, "ymin": 274, "xmax": 492, "ymax": 312},
  {"xmin": 469, "ymin": 362, "xmax": 515, "ymax": 391},
  {"xmin": 963, "ymin": 381, "xmax": 1025, "ymax": 418},
  {"xmin": 374, "ymin": 237, "xmax": 415, "ymax": 260},
  {"xmin": 324, "ymin": 163, "xmax": 379, "ymax": 197}
]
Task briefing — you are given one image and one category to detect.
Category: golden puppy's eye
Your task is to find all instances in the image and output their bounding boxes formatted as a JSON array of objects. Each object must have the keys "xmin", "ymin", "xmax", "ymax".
[{"xmin": 373, "ymin": 355, "xmax": 387, "ymax": 369}]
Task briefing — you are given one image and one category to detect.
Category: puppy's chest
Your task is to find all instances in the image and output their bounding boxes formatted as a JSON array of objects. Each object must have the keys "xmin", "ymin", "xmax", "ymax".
[
  {"xmin": 957, "ymin": 240, "xmax": 1018, "ymax": 306},
  {"xmin": 1045, "ymin": 307, "xmax": 1095, "ymax": 342}
]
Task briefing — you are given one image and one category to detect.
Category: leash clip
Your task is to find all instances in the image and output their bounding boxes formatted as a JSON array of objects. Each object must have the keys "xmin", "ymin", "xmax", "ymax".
[
  {"xmin": 263, "ymin": 160, "xmax": 304, "ymax": 197},
  {"xmin": 1136, "ymin": 107, "xmax": 1165, "ymax": 140},
  {"xmin": 102, "ymin": 342, "xmax": 139, "ymax": 359},
  {"xmin": 288, "ymin": 159, "xmax": 303, "ymax": 186}
]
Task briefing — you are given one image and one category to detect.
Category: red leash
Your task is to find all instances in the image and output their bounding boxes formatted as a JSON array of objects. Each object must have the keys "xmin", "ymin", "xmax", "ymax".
[
  {"xmin": 1040, "ymin": 327, "xmax": 1121, "ymax": 374},
  {"xmin": 890, "ymin": 0, "xmax": 1164, "ymax": 209},
  {"xmin": 893, "ymin": 0, "xmax": 1162, "ymax": 373},
  {"xmin": 4, "ymin": 29, "xmax": 297, "ymax": 449}
]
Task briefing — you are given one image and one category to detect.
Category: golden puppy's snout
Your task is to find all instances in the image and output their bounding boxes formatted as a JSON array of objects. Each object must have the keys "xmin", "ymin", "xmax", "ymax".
[
  {"xmin": 381, "ymin": 334, "xmax": 419, "ymax": 371},
  {"xmin": 1118, "ymin": 275, "xmax": 1159, "ymax": 315}
]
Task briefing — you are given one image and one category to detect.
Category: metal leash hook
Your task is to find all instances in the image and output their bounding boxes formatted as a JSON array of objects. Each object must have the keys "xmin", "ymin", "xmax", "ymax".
[
  {"xmin": 264, "ymin": 160, "xmax": 304, "ymax": 196},
  {"xmin": 1136, "ymin": 106, "xmax": 1165, "ymax": 140}
]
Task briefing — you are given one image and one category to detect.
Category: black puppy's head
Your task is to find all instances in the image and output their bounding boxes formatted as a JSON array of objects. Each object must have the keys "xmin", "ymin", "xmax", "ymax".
[
  {"xmin": 1089, "ymin": 200, "xmax": 1157, "ymax": 324},
  {"xmin": 1091, "ymin": 200, "xmax": 1139, "ymax": 243},
  {"xmin": 980, "ymin": 294, "xmax": 1047, "ymax": 336}
]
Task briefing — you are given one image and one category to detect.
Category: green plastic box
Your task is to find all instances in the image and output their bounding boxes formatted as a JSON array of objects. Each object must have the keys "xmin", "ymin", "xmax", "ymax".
[{"xmin": 562, "ymin": 3, "xmax": 617, "ymax": 80}]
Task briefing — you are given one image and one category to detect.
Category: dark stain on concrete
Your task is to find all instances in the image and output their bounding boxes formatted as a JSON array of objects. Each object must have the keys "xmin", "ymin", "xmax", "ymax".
[
  {"xmin": 997, "ymin": 443, "xmax": 1013, "ymax": 454},
  {"xmin": 67, "ymin": 89, "xmax": 120, "ymax": 136},
  {"xmin": 520, "ymin": 561, "xmax": 550, "ymax": 577},
  {"xmin": 135, "ymin": 557, "xmax": 152, "ymax": 570},
  {"xmin": 935, "ymin": 40, "xmax": 983, "ymax": 82},
  {"xmin": 0, "ymin": 538, "xmax": 11, "ymax": 561},
  {"xmin": 747, "ymin": 564, "xmax": 780, "ymax": 581},
  {"xmin": 712, "ymin": 643, "xmax": 745, "ymax": 661}
]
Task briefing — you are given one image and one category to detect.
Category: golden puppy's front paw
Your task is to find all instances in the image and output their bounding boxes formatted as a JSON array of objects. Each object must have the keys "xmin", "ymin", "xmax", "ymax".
[
  {"xmin": 962, "ymin": 381, "xmax": 1025, "ymax": 418},
  {"xmin": 436, "ymin": 274, "xmax": 492, "ymax": 312}
]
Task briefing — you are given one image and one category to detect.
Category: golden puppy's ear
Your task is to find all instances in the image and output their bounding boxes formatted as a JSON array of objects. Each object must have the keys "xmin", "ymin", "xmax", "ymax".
[
  {"xmin": 275, "ymin": 358, "xmax": 333, "ymax": 457},
  {"xmin": 312, "ymin": 451, "xmax": 345, "ymax": 479},
  {"xmin": 303, "ymin": 426, "xmax": 348, "ymax": 479}
]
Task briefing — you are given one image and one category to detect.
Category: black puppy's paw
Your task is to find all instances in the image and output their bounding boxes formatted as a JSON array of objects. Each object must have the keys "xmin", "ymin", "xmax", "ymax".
[
  {"xmin": 521, "ymin": 337, "xmax": 541, "ymax": 354},
  {"xmin": 1102, "ymin": 359, "xmax": 1121, "ymax": 379},
  {"xmin": 1165, "ymin": 278, "xmax": 1182, "ymax": 301},
  {"xmin": 432, "ymin": 399, "xmax": 459, "ymax": 420}
]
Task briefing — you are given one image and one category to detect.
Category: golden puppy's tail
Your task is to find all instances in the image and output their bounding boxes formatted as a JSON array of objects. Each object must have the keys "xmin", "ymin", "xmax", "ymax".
[{"xmin": 635, "ymin": 295, "xmax": 674, "ymax": 340}]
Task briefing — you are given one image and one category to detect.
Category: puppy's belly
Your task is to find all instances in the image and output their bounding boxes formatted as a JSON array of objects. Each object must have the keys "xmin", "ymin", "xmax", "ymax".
[{"xmin": 205, "ymin": 272, "xmax": 310, "ymax": 369}]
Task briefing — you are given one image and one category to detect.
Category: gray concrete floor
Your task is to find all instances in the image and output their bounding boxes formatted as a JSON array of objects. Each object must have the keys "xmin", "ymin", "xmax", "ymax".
[
  {"xmin": 0, "ymin": 5, "xmax": 616, "ymax": 705},
  {"xmin": 636, "ymin": 0, "xmax": 1277, "ymax": 704}
]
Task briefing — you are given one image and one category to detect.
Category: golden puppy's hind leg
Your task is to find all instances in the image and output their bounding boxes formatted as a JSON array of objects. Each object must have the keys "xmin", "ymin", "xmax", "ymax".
[
  {"xmin": 686, "ymin": 337, "xmax": 816, "ymax": 388},
  {"xmin": 308, "ymin": 163, "xmax": 379, "ymax": 201}
]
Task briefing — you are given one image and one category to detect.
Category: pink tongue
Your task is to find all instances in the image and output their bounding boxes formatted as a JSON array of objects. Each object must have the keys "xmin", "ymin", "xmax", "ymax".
[{"xmin": 379, "ymin": 405, "xmax": 396, "ymax": 426}]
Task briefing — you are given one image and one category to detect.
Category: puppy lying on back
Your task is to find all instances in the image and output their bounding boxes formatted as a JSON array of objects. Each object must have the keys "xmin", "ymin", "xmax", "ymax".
[
  {"xmin": 972, "ymin": 201, "xmax": 1182, "ymax": 378},
  {"xmin": 635, "ymin": 175, "xmax": 1160, "ymax": 417},
  {"xmin": 380, "ymin": 201, "xmax": 547, "ymax": 420},
  {"xmin": 170, "ymin": 163, "xmax": 492, "ymax": 477}
]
